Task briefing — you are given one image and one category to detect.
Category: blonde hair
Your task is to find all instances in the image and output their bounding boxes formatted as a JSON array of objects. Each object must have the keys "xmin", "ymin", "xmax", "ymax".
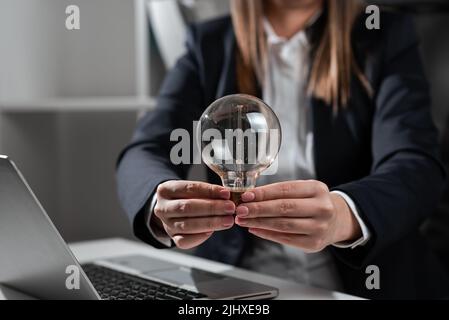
[{"xmin": 231, "ymin": 0, "xmax": 372, "ymax": 109}]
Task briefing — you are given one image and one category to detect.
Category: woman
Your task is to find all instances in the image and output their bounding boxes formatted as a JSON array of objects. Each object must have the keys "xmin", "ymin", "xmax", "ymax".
[{"xmin": 117, "ymin": 0, "xmax": 449, "ymax": 299}]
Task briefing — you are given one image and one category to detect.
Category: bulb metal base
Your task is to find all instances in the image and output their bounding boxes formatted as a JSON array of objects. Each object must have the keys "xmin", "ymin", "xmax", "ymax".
[{"xmin": 221, "ymin": 171, "xmax": 258, "ymax": 191}]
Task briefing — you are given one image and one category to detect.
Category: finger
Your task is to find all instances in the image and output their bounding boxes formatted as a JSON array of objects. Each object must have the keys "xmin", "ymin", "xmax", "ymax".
[
  {"xmin": 248, "ymin": 228, "xmax": 322, "ymax": 252},
  {"xmin": 158, "ymin": 199, "xmax": 235, "ymax": 218},
  {"xmin": 167, "ymin": 215, "xmax": 234, "ymax": 234},
  {"xmin": 158, "ymin": 181, "xmax": 230, "ymax": 200},
  {"xmin": 235, "ymin": 198, "xmax": 320, "ymax": 218},
  {"xmin": 172, "ymin": 232, "xmax": 214, "ymax": 250},
  {"xmin": 241, "ymin": 180, "xmax": 328, "ymax": 202},
  {"xmin": 235, "ymin": 217, "xmax": 314, "ymax": 234}
]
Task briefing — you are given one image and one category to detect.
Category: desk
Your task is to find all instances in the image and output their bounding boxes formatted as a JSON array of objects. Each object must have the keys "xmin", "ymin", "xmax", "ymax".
[{"xmin": 0, "ymin": 238, "xmax": 361, "ymax": 300}]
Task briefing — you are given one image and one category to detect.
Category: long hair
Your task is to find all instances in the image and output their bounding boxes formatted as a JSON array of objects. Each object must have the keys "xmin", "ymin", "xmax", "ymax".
[{"xmin": 231, "ymin": 0, "xmax": 372, "ymax": 109}]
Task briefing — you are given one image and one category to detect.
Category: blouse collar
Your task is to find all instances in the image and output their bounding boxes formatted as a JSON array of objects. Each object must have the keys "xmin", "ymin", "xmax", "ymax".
[{"xmin": 263, "ymin": 9, "xmax": 323, "ymax": 48}]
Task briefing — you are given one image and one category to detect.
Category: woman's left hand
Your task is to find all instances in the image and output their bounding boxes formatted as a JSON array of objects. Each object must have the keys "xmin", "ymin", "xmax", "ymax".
[{"xmin": 234, "ymin": 180, "xmax": 362, "ymax": 252}]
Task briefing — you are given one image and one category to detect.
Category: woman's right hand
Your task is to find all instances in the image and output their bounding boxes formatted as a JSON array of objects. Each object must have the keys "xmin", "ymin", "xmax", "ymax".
[{"xmin": 152, "ymin": 180, "xmax": 236, "ymax": 249}]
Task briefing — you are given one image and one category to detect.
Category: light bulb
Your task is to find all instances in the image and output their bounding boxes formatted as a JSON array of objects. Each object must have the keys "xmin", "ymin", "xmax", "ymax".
[{"xmin": 197, "ymin": 94, "xmax": 282, "ymax": 204}]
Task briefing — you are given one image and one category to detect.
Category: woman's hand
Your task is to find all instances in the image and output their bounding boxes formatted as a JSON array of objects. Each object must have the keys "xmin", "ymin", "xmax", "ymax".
[
  {"xmin": 153, "ymin": 181, "xmax": 236, "ymax": 249},
  {"xmin": 234, "ymin": 180, "xmax": 362, "ymax": 252}
]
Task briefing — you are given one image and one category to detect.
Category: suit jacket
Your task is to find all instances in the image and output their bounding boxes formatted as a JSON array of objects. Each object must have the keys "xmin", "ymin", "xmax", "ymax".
[{"xmin": 116, "ymin": 11, "xmax": 449, "ymax": 299}]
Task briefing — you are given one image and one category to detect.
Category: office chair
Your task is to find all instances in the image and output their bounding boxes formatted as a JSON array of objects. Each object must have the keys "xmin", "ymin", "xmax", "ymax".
[
  {"xmin": 147, "ymin": 0, "xmax": 229, "ymax": 70},
  {"xmin": 370, "ymin": 0, "xmax": 449, "ymax": 13},
  {"xmin": 423, "ymin": 114, "xmax": 449, "ymax": 274}
]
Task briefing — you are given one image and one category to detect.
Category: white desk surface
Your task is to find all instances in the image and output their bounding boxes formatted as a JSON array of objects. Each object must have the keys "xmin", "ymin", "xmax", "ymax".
[{"xmin": 0, "ymin": 238, "xmax": 361, "ymax": 300}]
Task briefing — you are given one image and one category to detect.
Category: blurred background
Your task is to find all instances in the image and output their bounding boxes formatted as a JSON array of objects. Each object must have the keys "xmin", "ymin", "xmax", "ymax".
[{"xmin": 0, "ymin": 0, "xmax": 448, "ymax": 248}]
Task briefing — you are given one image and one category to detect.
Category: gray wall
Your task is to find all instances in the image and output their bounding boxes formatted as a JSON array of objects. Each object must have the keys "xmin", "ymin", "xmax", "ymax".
[
  {"xmin": 0, "ymin": 0, "xmax": 141, "ymax": 242},
  {"xmin": 0, "ymin": 112, "xmax": 136, "ymax": 242},
  {"xmin": 0, "ymin": 0, "xmax": 137, "ymax": 100}
]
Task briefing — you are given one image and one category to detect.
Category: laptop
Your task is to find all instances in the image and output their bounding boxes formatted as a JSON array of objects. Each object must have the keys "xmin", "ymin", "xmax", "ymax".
[{"xmin": 0, "ymin": 155, "xmax": 278, "ymax": 300}]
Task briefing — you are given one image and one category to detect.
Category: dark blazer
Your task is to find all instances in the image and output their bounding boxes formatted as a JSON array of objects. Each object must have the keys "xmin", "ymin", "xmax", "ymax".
[{"xmin": 117, "ymin": 11, "xmax": 449, "ymax": 299}]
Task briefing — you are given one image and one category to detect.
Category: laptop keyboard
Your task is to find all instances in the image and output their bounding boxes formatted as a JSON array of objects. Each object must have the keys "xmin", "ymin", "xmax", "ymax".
[{"xmin": 82, "ymin": 263, "xmax": 207, "ymax": 300}]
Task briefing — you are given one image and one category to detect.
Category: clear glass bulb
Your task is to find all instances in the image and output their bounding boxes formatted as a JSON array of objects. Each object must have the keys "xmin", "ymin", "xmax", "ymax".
[{"xmin": 197, "ymin": 94, "xmax": 282, "ymax": 204}]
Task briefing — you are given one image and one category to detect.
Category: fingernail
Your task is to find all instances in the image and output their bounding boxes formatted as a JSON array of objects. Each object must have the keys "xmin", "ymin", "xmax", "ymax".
[
  {"xmin": 248, "ymin": 228, "xmax": 257, "ymax": 234},
  {"xmin": 222, "ymin": 215, "xmax": 234, "ymax": 227},
  {"xmin": 219, "ymin": 189, "xmax": 230, "ymax": 200},
  {"xmin": 235, "ymin": 205, "xmax": 249, "ymax": 217},
  {"xmin": 241, "ymin": 192, "xmax": 255, "ymax": 202},
  {"xmin": 224, "ymin": 202, "xmax": 235, "ymax": 214},
  {"xmin": 236, "ymin": 217, "xmax": 247, "ymax": 226},
  {"xmin": 205, "ymin": 232, "xmax": 213, "ymax": 236}
]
